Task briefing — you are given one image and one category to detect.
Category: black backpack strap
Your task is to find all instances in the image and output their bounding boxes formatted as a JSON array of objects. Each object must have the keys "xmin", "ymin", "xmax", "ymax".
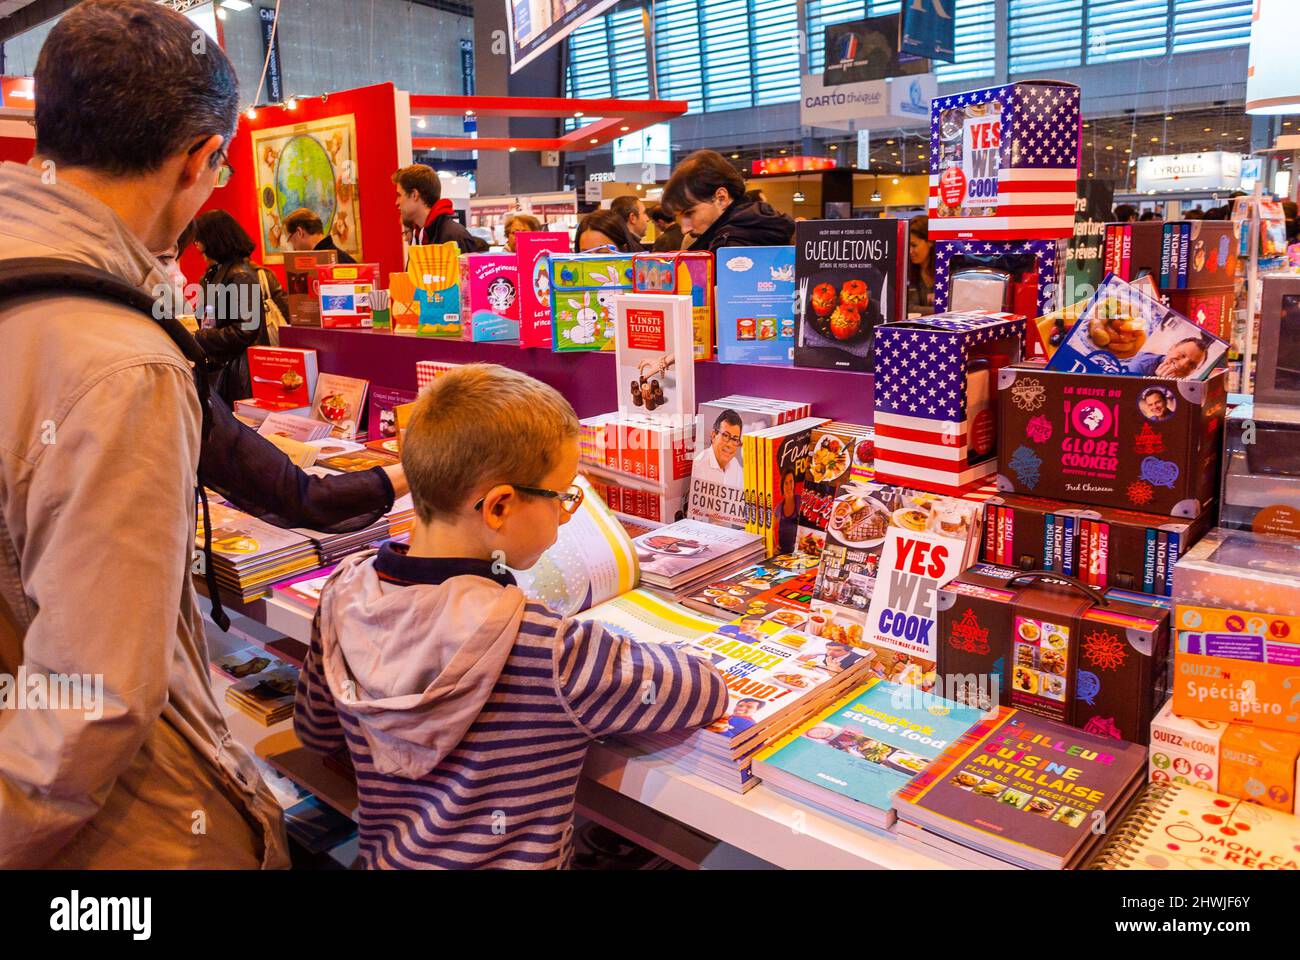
[{"xmin": 0, "ymin": 257, "xmax": 231, "ymax": 630}]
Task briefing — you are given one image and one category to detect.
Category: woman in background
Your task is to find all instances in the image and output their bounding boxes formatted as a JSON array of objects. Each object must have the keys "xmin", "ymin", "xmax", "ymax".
[
  {"xmin": 574, "ymin": 208, "xmax": 640, "ymax": 253},
  {"xmin": 908, "ymin": 217, "xmax": 936, "ymax": 315},
  {"xmin": 192, "ymin": 209, "xmax": 289, "ymax": 404},
  {"xmin": 503, "ymin": 212, "xmax": 543, "ymax": 252}
]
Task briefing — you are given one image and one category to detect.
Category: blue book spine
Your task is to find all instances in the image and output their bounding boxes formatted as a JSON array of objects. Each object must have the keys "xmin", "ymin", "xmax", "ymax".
[
  {"xmin": 1143, "ymin": 528, "xmax": 1157, "ymax": 594},
  {"xmin": 1178, "ymin": 223, "xmax": 1190, "ymax": 289},
  {"xmin": 1043, "ymin": 515, "xmax": 1055, "ymax": 572},
  {"xmin": 1165, "ymin": 530, "xmax": 1181, "ymax": 597},
  {"xmin": 1063, "ymin": 517, "xmax": 1076, "ymax": 577},
  {"xmin": 1160, "ymin": 225, "xmax": 1171, "ymax": 289}
]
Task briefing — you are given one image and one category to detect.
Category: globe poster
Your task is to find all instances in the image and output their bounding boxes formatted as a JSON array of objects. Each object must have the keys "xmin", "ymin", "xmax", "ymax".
[{"xmin": 250, "ymin": 115, "xmax": 363, "ymax": 264}]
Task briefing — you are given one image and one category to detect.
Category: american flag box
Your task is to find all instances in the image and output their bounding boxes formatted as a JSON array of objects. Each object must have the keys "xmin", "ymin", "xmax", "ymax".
[
  {"xmin": 933, "ymin": 238, "xmax": 1066, "ymax": 320},
  {"xmin": 873, "ymin": 313, "xmax": 1025, "ymax": 493},
  {"xmin": 929, "ymin": 81, "xmax": 1081, "ymax": 241}
]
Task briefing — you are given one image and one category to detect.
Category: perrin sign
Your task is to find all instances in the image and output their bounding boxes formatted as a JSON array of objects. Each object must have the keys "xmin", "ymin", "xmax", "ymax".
[{"xmin": 961, "ymin": 115, "xmax": 1002, "ymax": 210}]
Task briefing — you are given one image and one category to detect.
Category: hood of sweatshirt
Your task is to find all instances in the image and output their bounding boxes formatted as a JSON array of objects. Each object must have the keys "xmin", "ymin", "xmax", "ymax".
[{"xmin": 315, "ymin": 551, "xmax": 528, "ymax": 778}]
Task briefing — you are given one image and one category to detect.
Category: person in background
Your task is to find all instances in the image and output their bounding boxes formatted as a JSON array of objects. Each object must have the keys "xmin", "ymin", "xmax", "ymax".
[
  {"xmin": 573, "ymin": 208, "xmax": 640, "ymax": 253},
  {"xmin": 1184, "ymin": 208, "xmax": 1204, "ymax": 221},
  {"xmin": 908, "ymin": 217, "xmax": 936, "ymax": 315},
  {"xmin": 503, "ymin": 212, "xmax": 542, "ymax": 252},
  {"xmin": 661, "ymin": 149, "xmax": 794, "ymax": 250},
  {"xmin": 1112, "ymin": 204, "xmax": 1138, "ymax": 223},
  {"xmin": 0, "ymin": 0, "xmax": 288, "ymax": 869},
  {"xmin": 649, "ymin": 204, "xmax": 684, "ymax": 251},
  {"xmin": 156, "ymin": 218, "xmax": 198, "ymax": 319},
  {"xmin": 744, "ymin": 188, "xmax": 767, "ymax": 205},
  {"xmin": 1282, "ymin": 200, "xmax": 1298, "ymax": 243},
  {"xmin": 294, "ymin": 364, "xmax": 727, "ymax": 868},
  {"xmin": 282, "ymin": 207, "xmax": 356, "ymax": 264},
  {"xmin": 1138, "ymin": 210, "xmax": 1160, "ymax": 222},
  {"xmin": 392, "ymin": 163, "xmax": 486, "ymax": 253},
  {"xmin": 192, "ymin": 209, "xmax": 290, "ymax": 405},
  {"xmin": 610, "ymin": 195, "xmax": 649, "ymax": 248}
]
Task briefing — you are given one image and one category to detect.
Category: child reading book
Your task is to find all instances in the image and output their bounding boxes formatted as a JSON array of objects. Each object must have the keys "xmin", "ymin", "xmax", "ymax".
[{"xmin": 294, "ymin": 363, "xmax": 728, "ymax": 869}]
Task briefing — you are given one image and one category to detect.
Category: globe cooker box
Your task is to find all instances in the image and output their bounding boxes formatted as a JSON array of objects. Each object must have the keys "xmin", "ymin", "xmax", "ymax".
[
  {"xmin": 979, "ymin": 492, "xmax": 1213, "ymax": 598},
  {"xmin": 937, "ymin": 563, "xmax": 1169, "ymax": 744},
  {"xmin": 996, "ymin": 365, "xmax": 1226, "ymax": 518},
  {"xmin": 873, "ymin": 311, "xmax": 1024, "ymax": 493},
  {"xmin": 928, "ymin": 81, "xmax": 1081, "ymax": 241}
]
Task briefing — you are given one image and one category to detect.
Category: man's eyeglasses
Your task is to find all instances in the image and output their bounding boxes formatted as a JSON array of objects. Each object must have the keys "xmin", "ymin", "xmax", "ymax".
[
  {"xmin": 190, "ymin": 136, "xmax": 234, "ymax": 188},
  {"xmin": 474, "ymin": 483, "xmax": 585, "ymax": 515},
  {"xmin": 714, "ymin": 430, "xmax": 742, "ymax": 446}
]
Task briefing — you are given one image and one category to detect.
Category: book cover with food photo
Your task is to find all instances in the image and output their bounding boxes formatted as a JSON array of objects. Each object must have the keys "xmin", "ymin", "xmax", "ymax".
[
  {"xmin": 632, "ymin": 518, "xmax": 763, "ymax": 589},
  {"xmin": 614, "ymin": 293, "xmax": 696, "ymax": 420},
  {"xmin": 1047, "ymin": 273, "xmax": 1228, "ymax": 380},
  {"xmin": 793, "ymin": 218, "xmax": 907, "ymax": 372},
  {"xmin": 894, "ymin": 707, "xmax": 1148, "ymax": 869},
  {"xmin": 309, "ymin": 373, "xmax": 369, "ymax": 439},
  {"xmin": 247, "ymin": 346, "xmax": 318, "ymax": 408},
  {"xmin": 753, "ymin": 678, "xmax": 987, "ymax": 827}
]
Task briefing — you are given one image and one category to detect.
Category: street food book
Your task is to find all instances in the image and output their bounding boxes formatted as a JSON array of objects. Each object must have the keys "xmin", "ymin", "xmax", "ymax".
[
  {"xmin": 1089, "ymin": 783, "xmax": 1300, "ymax": 870},
  {"xmin": 893, "ymin": 707, "xmax": 1148, "ymax": 869},
  {"xmin": 753, "ymin": 679, "xmax": 987, "ymax": 827},
  {"xmin": 309, "ymin": 372, "xmax": 369, "ymax": 440},
  {"xmin": 1047, "ymin": 273, "xmax": 1228, "ymax": 380},
  {"xmin": 793, "ymin": 218, "xmax": 908, "ymax": 372}
]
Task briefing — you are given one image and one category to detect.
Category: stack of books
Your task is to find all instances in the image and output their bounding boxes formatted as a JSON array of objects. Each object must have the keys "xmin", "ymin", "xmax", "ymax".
[
  {"xmin": 579, "ymin": 411, "xmax": 695, "ymax": 527},
  {"xmin": 743, "ymin": 416, "xmax": 828, "ymax": 556},
  {"xmin": 631, "ymin": 518, "xmax": 765, "ymax": 601},
  {"xmin": 636, "ymin": 617, "xmax": 875, "ymax": 792},
  {"xmin": 680, "ymin": 553, "xmax": 819, "ymax": 631},
  {"xmin": 199, "ymin": 501, "xmax": 319, "ymax": 603},
  {"xmin": 271, "ymin": 564, "xmax": 337, "ymax": 613},
  {"xmin": 212, "ymin": 645, "xmax": 301, "ymax": 727},
  {"xmin": 753, "ymin": 679, "xmax": 986, "ymax": 828},
  {"xmin": 892, "ymin": 707, "xmax": 1148, "ymax": 869}
]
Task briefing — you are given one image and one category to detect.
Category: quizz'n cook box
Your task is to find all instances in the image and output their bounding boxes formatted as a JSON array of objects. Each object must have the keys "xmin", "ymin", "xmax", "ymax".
[
  {"xmin": 549, "ymin": 252, "xmax": 634, "ymax": 352},
  {"xmin": 938, "ymin": 565, "xmax": 1169, "ymax": 744},
  {"xmin": 996, "ymin": 366, "xmax": 1226, "ymax": 518},
  {"xmin": 929, "ymin": 81, "xmax": 1081, "ymax": 241}
]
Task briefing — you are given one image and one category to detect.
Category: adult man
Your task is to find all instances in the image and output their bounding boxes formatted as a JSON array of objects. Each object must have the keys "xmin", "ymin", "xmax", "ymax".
[
  {"xmin": 661, "ymin": 150, "xmax": 794, "ymax": 251},
  {"xmin": 0, "ymin": 0, "xmax": 288, "ymax": 868},
  {"xmin": 282, "ymin": 207, "xmax": 356, "ymax": 263},
  {"xmin": 692, "ymin": 409, "xmax": 745, "ymax": 490},
  {"xmin": 392, "ymin": 163, "xmax": 487, "ymax": 253},
  {"xmin": 648, "ymin": 204, "xmax": 684, "ymax": 252},
  {"xmin": 610, "ymin": 194, "xmax": 649, "ymax": 247}
]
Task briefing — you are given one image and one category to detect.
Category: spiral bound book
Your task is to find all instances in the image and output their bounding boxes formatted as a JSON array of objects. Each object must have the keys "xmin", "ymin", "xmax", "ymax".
[{"xmin": 1089, "ymin": 783, "xmax": 1300, "ymax": 871}]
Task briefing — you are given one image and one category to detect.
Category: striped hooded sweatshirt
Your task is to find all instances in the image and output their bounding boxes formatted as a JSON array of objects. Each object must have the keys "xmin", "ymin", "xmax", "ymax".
[{"xmin": 295, "ymin": 542, "xmax": 728, "ymax": 869}]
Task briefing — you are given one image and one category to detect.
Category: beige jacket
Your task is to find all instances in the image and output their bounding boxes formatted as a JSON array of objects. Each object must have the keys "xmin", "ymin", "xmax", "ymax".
[{"xmin": 0, "ymin": 161, "xmax": 289, "ymax": 868}]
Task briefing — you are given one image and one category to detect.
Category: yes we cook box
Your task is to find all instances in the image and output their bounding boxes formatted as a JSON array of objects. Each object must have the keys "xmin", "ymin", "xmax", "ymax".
[
  {"xmin": 937, "ymin": 565, "xmax": 1169, "ymax": 744},
  {"xmin": 996, "ymin": 366, "xmax": 1226, "ymax": 518},
  {"xmin": 929, "ymin": 81, "xmax": 1081, "ymax": 241}
]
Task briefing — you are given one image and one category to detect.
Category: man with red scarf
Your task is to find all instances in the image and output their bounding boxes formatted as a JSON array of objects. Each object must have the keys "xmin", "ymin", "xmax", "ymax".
[{"xmin": 392, "ymin": 163, "xmax": 486, "ymax": 253}]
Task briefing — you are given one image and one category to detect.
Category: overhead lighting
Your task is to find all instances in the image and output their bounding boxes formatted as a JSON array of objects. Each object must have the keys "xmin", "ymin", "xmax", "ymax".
[
  {"xmin": 1150, "ymin": 136, "xmax": 1159, "ymax": 142},
  {"xmin": 886, "ymin": 139, "xmax": 895, "ymax": 145},
  {"xmin": 1105, "ymin": 145, "xmax": 1113, "ymax": 150},
  {"xmin": 416, "ymin": 117, "xmax": 427, "ymax": 129},
  {"xmin": 870, "ymin": 190, "xmax": 882, "ymax": 202},
  {"xmin": 620, "ymin": 125, "xmax": 629, "ymax": 131},
  {"xmin": 509, "ymin": 146, "xmax": 517, "ymax": 153},
  {"xmin": 220, "ymin": 0, "xmax": 252, "ymax": 10},
  {"xmin": 589, "ymin": 137, "xmax": 598, "ymax": 144},
  {"xmin": 1237, "ymin": 136, "xmax": 1245, "ymax": 141},
  {"xmin": 829, "ymin": 144, "xmax": 837, "ymax": 151},
  {"xmin": 1204, "ymin": 127, "xmax": 1212, "ymax": 132},
  {"xmin": 1165, "ymin": 115, "xmax": 1174, "ymax": 121},
  {"xmin": 730, "ymin": 153, "xmax": 740, "ymax": 159},
  {"xmin": 245, "ymin": 106, "xmax": 257, "ymax": 120},
  {"xmin": 890, "ymin": 177, "xmax": 899, "ymax": 185},
  {"xmin": 1082, "ymin": 123, "xmax": 1089, "ymax": 129},
  {"xmin": 285, "ymin": 97, "xmax": 297, "ymax": 110},
  {"xmin": 574, "ymin": 111, "xmax": 584, "ymax": 118},
  {"xmin": 779, "ymin": 148, "xmax": 788, "ymax": 154},
  {"xmin": 793, "ymin": 191, "xmax": 806, "ymax": 203}
]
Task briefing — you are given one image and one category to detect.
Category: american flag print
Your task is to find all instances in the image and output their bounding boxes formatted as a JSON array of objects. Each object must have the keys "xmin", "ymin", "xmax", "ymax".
[
  {"xmin": 929, "ymin": 82, "xmax": 1081, "ymax": 241},
  {"xmin": 933, "ymin": 238, "xmax": 1068, "ymax": 318},
  {"xmin": 874, "ymin": 313, "xmax": 1026, "ymax": 492}
]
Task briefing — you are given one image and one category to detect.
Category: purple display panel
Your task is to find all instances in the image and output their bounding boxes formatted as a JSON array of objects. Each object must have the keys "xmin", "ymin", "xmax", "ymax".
[{"xmin": 280, "ymin": 328, "xmax": 876, "ymax": 423}]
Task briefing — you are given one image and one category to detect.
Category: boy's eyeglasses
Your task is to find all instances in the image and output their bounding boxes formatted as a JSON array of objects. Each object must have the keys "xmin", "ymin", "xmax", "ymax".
[{"xmin": 474, "ymin": 483, "xmax": 585, "ymax": 515}]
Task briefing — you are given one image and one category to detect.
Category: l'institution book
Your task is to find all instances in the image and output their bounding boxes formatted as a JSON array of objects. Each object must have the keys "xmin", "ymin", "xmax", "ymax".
[
  {"xmin": 793, "ymin": 218, "xmax": 907, "ymax": 372},
  {"xmin": 753, "ymin": 679, "xmax": 987, "ymax": 827},
  {"xmin": 1089, "ymin": 783, "xmax": 1300, "ymax": 870},
  {"xmin": 893, "ymin": 707, "xmax": 1148, "ymax": 869},
  {"xmin": 614, "ymin": 293, "xmax": 696, "ymax": 420}
]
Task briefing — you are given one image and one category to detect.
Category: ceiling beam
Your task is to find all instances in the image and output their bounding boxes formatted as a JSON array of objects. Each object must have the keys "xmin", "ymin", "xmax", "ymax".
[{"xmin": 0, "ymin": 0, "xmax": 78, "ymax": 44}]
